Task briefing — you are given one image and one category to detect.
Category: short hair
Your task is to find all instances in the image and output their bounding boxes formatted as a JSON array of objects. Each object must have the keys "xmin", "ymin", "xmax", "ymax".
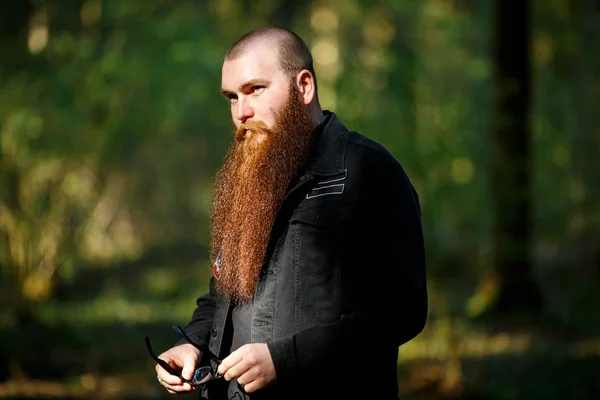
[{"xmin": 225, "ymin": 26, "xmax": 318, "ymax": 89}]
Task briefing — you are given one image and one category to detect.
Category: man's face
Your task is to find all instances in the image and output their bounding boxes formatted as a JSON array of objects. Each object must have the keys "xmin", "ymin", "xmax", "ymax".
[{"xmin": 221, "ymin": 44, "xmax": 291, "ymax": 147}]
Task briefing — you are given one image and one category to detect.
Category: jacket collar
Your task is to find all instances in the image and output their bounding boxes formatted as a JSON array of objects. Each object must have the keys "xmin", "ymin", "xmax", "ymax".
[{"xmin": 308, "ymin": 110, "xmax": 348, "ymax": 177}]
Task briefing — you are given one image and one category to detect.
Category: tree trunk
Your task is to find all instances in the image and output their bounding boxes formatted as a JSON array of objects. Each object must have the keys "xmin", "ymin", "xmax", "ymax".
[
  {"xmin": 571, "ymin": 0, "xmax": 600, "ymax": 275},
  {"xmin": 488, "ymin": 0, "xmax": 542, "ymax": 315}
]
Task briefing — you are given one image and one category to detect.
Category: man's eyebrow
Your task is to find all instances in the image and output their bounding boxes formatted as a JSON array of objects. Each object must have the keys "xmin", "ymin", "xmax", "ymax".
[{"xmin": 221, "ymin": 78, "xmax": 270, "ymax": 95}]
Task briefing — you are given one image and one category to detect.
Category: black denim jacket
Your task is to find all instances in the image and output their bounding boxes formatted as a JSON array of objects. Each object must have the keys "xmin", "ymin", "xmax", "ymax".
[{"xmin": 181, "ymin": 111, "xmax": 428, "ymax": 400}]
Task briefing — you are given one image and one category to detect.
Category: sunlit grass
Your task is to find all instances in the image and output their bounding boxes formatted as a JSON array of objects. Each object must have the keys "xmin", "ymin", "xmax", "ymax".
[{"xmin": 36, "ymin": 295, "xmax": 198, "ymax": 325}]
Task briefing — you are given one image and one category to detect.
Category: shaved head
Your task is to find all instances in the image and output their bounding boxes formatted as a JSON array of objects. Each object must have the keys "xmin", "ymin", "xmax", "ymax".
[{"xmin": 226, "ymin": 26, "xmax": 318, "ymax": 91}]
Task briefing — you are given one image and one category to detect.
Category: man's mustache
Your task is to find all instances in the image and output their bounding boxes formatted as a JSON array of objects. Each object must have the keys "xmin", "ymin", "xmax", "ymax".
[{"xmin": 235, "ymin": 120, "xmax": 274, "ymax": 141}]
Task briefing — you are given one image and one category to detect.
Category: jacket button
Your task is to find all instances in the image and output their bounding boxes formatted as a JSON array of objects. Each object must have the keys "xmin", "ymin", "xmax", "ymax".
[{"xmin": 211, "ymin": 327, "xmax": 217, "ymax": 337}]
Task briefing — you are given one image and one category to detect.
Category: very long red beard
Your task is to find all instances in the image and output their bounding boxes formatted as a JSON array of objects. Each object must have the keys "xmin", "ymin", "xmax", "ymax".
[{"xmin": 210, "ymin": 86, "xmax": 316, "ymax": 303}]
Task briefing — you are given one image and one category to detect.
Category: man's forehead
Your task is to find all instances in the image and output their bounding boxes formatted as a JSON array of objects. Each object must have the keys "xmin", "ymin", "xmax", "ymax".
[{"xmin": 221, "ymin": 44, "xmax": 282, "ymax": 87}]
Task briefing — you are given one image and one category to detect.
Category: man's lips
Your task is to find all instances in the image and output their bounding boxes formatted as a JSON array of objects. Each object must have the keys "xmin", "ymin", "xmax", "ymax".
[{"xmin": 236, "ymin": 121, "xmax": 271, "ymax": 142}]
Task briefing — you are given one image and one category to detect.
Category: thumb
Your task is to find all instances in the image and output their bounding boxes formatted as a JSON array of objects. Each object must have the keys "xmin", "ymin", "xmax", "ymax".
[{"xmin": 181, "ymin": 352, "xmax": 198, "ymax": 381}]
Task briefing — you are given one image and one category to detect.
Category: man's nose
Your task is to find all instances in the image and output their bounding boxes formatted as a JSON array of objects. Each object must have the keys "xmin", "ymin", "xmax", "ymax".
[{"xmin": 234, "ymin": 98, "xmax": 254, "ymax": 122}]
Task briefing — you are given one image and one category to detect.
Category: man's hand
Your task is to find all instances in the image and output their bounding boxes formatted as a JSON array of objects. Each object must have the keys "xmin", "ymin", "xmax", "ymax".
[
  {"xmin": 217, "ymin": 343, "xmax": 277, "ymax": 393},
  {"xmin": 155, "ymin": 343, "xmax": 201, "ymax": 394}
]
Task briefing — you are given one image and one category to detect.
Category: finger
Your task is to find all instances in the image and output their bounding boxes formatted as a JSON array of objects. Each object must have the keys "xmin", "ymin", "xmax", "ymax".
[
  {"xmin": 236, "ymin": 368, "xmax": 258, "ymax": 387},
  {"xmin": 242, "ymin": 380, "xmax": 261, "ymax": 394},
  {"xmin": 155, "ymin": 367, "xmax": 182, "ymax": 386},
  {"xmin": 224, "ymin": 359, "xmax": 252, "ymax": 383},
  {"xmin": 217, "ymin": 348, "xmax": 245, "ymax": 377},
  {"xmin": 162, "ymin": 380, "xmax": 194, "ymax": 393},
  {"xmin": 161, "ymin": 378, "xmax": 193, "ymax": 393}
]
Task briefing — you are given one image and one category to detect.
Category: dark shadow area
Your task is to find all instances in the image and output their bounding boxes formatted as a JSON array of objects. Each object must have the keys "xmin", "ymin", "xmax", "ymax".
[{"xmin": 1, "ymin": 322, "xmax": 178, "ymax": 381}]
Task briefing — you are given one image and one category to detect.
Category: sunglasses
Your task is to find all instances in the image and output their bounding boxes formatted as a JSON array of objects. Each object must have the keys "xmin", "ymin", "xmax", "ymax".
[{"xmin": 145, "ymin": 325, "xmax": 223, "ymax": 386}]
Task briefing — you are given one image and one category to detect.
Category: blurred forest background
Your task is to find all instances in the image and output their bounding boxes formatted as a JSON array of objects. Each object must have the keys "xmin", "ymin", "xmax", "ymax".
[{"xmin": 1, "ymin": 0, "xmax": 599, "ymax": 399}]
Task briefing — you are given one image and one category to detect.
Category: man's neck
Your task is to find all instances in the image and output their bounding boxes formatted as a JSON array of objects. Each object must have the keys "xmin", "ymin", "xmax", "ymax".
[{"xmin": 309, "ymin": 104, "xmax": 324, "ymax": 128}]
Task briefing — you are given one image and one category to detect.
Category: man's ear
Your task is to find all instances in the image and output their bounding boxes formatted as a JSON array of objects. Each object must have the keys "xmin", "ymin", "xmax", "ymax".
[{"xmin": 296, "ymin": 70, "xmax": 316, "ymax": 105}]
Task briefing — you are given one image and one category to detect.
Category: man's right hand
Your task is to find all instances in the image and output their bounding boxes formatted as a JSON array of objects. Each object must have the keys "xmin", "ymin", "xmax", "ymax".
[{"xmin": 155, "ymin": 343, "xmax": 201, "ymax": 394}]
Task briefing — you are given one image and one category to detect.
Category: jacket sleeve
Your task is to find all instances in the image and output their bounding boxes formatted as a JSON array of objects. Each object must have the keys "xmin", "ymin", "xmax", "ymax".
[
  {"xmin": 175, "ymin": 276, "xmax": 218, "ymax": 348},
  {"xmin": 268, "ymin": 153, "xmax": 427, "ymax": 386}
]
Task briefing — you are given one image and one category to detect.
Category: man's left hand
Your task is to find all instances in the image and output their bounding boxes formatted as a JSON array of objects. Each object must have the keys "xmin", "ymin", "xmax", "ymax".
[{"xmin": 217, "ymin": 343, "xmax": 277, "ymax": 393}]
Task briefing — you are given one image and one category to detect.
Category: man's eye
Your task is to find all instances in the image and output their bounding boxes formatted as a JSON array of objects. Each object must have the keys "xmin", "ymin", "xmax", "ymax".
[
  {"xmin": 228, "ymin": 94, "xmax": 237, "ymax": 102},
  {"xmin": 251, "ymin": 86, "xmax": 263, "ymax": 94}
]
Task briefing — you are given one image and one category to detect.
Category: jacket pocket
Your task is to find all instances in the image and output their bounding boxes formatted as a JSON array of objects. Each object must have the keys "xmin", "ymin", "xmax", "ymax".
[
  {"xmin": 289, "ymin": 203, "xmax": 351, "ymax": 327},
  {"xmin": 289, "ymin": 202, "xmax": 350, "ymax": 275}
]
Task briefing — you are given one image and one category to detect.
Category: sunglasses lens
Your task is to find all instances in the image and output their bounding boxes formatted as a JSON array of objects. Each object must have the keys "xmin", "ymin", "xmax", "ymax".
[{"xmin": 191, "ymin": 366, "xmax": 214, "ymax": 385}]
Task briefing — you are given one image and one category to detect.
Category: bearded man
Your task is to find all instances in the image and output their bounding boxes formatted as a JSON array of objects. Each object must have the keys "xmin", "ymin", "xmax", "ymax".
[{"xmin": 151, "ymin": 26, "xmax": 428, "ymax": 400}]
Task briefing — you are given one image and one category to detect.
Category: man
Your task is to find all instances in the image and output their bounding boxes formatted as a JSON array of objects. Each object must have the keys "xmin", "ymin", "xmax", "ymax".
[{"xmin": 153, "ymin": 26, "xmax": 427, "ymax": 400}]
